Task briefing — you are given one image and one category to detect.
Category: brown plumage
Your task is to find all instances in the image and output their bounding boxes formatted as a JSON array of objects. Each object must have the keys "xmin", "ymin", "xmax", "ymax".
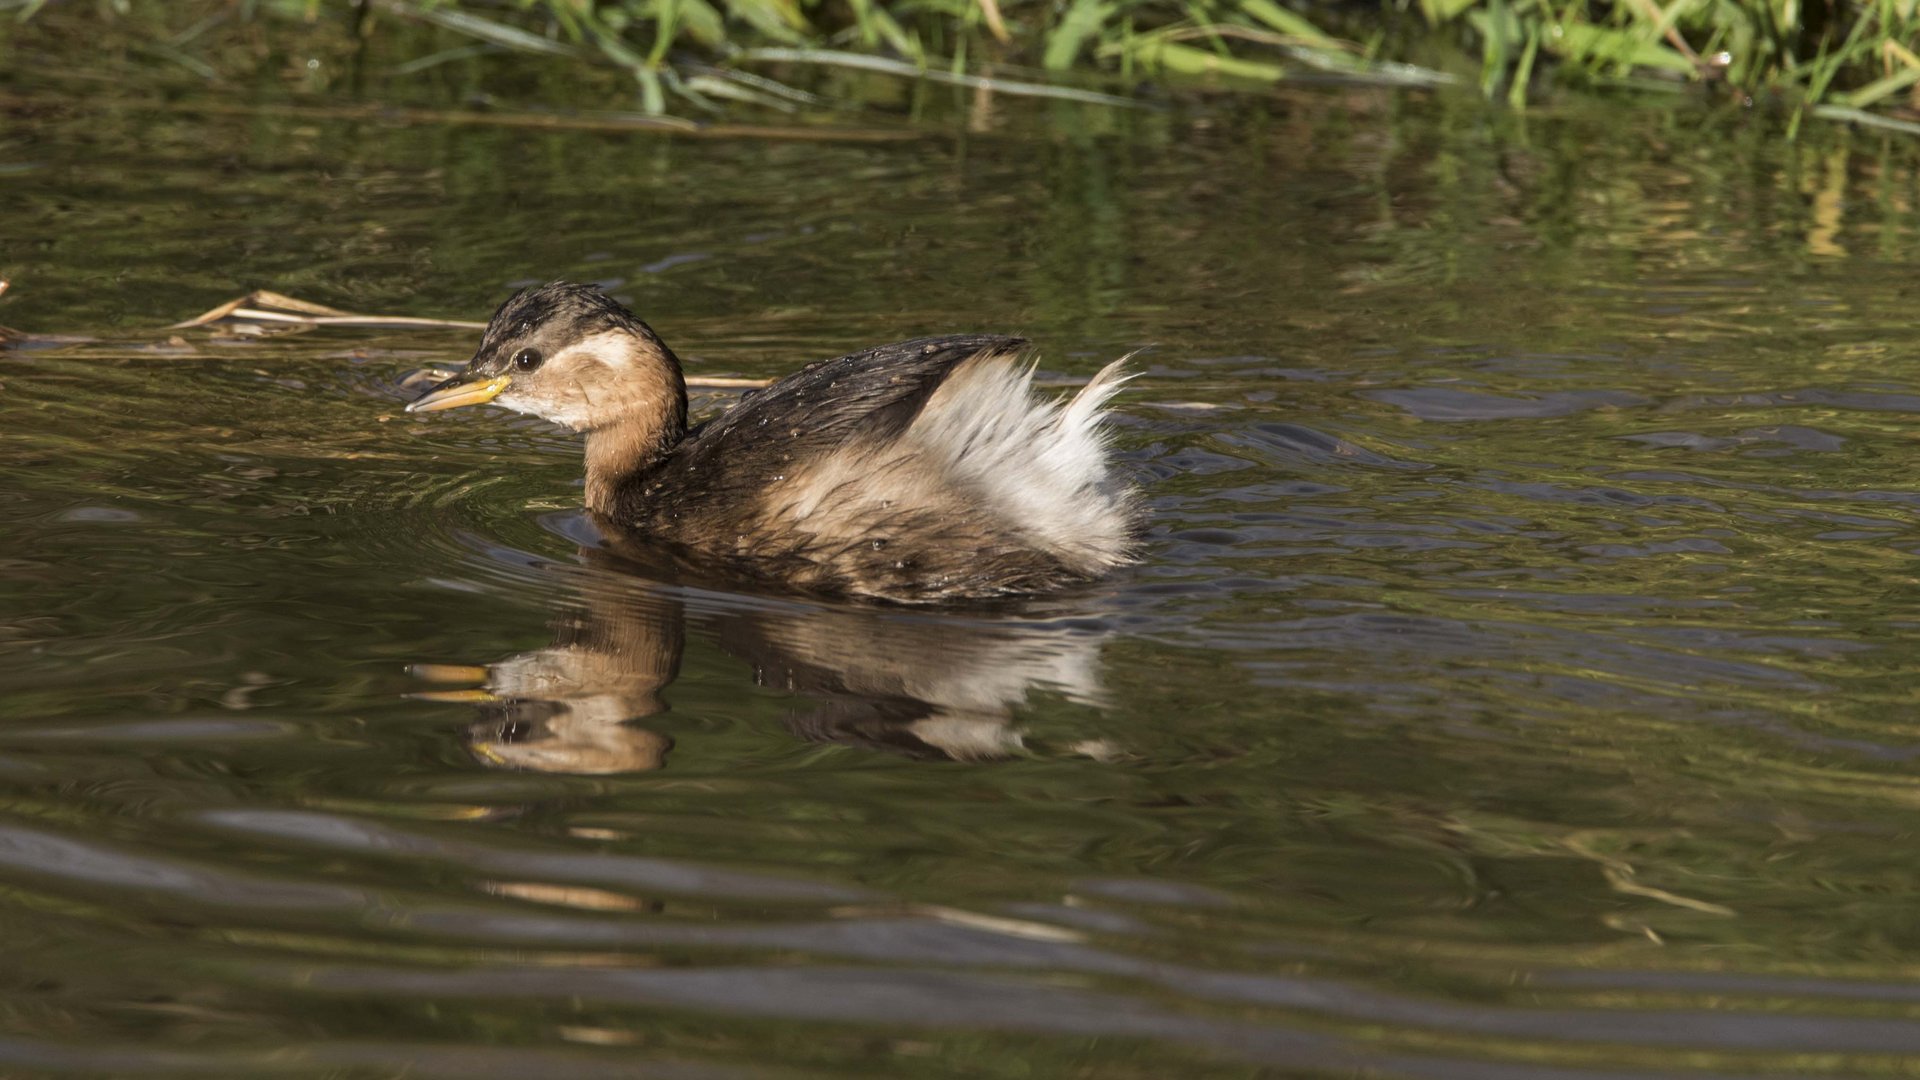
[{"xmin": 408, "ymin": 282, "xmax": 1143, "ymax": 602}]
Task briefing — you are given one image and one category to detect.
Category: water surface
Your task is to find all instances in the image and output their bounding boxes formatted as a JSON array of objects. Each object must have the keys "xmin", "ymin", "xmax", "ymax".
[{"xmin": 6, "ymin": 79, "xmax": 1920, "ymax": 1077}]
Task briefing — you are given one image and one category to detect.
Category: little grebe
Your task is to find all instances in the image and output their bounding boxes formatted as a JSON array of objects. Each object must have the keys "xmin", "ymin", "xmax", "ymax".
[{"xmin": 407, "ymin": 282, "xmax": 1141, "ymax": 602}]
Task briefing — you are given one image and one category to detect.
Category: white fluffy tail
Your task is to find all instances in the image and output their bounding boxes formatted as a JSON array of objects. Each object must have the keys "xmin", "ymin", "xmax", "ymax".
[{"xmin": 908, "ymin": 351, "xmax": 1140, "ymax": 573}]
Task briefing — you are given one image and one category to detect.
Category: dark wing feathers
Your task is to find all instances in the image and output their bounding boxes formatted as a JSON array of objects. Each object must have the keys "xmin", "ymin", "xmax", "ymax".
[
  {"xmin": 621, "ymin": 335, "xmax": 1025, "ymax": 527},
  {"xmin": 652, "ymin": 334, "xmax": 1025, "ymax": 490}
]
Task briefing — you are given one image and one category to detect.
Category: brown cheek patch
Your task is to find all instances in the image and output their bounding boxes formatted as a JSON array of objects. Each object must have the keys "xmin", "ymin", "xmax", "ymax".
[{"xmin": 571, "ymin": 360, "xmax": 612, "ymax": 408}]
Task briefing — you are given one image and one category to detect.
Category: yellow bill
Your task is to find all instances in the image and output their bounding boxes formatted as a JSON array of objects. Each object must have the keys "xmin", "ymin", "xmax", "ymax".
[
  {"xmin": 406, "ymin": 688, "xmax": 501, "ymax": 704},
  {"xmin": 407, "ymin": 373, "xmax": 511, "ymax": 413}
]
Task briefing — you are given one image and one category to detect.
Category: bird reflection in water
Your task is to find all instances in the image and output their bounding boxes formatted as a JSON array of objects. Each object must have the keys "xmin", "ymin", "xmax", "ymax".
[{"xmin": 411, "ymin": 549, "xmax": 1118, "ymax": 774}]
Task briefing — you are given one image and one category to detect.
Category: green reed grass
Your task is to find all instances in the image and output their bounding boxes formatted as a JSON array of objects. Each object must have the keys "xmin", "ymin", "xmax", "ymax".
[{"xmin": 14, "ymin": 0, "xmax": 1920, "ymax": 132}]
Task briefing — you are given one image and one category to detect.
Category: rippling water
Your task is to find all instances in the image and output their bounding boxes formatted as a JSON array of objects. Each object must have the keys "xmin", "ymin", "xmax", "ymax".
[{"xmin": 7, "ymin": 79, "xmax": 1920, "ymax": 1077}]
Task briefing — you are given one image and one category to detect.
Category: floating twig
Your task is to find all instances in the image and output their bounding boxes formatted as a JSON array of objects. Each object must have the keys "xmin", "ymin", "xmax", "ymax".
[
  {"xmin": 179, "ymin": 291, "xmax": 772, "ymax": 389},
  {"xmin": 170, "ymin": 290, "xmax": 488, "ymax": 331}
]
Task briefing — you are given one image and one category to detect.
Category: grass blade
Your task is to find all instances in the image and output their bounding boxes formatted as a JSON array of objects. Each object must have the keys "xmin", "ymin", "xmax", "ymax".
[
  {"xmin": 740, "ymin": 48, "xmax": 1144, "ymax": 105},
  {"xmin": 1045, "ymin": 0, "xmax": 1112, "ymax": 72},
  {"xmin": 373, "ymin": 0, "xmax": 578, "ymax": 57}
]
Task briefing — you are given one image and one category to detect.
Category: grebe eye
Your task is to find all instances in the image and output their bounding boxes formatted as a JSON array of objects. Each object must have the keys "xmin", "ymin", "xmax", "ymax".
[{"xmin": 513, "ymin": 348, "xmax": 543, "ymax": 371}]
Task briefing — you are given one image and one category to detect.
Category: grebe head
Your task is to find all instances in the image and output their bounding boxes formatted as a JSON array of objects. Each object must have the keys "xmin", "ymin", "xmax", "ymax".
[{"xmin": 407, "ymin": 281, "xmax": 684, "ymax": 433}]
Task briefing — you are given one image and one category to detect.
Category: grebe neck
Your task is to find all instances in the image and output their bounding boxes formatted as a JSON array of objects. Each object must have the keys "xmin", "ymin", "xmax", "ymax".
[{"xmin": 583, "ymin": 397, "xmax": 687, "ymax": 515}]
